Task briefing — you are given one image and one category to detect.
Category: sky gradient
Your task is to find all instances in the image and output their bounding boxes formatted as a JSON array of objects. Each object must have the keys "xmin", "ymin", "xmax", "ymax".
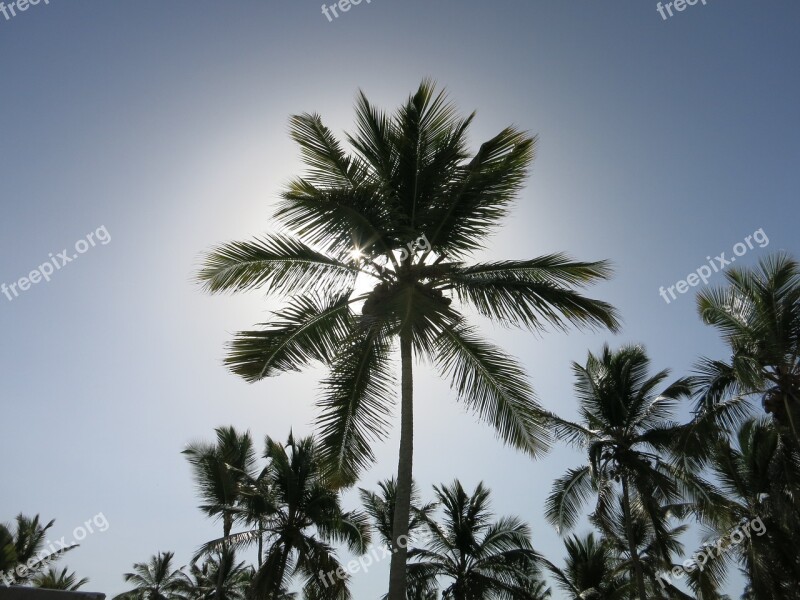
[{"xmin": 1, "ymin": 0, "xmax": 799, "ymax": 597}]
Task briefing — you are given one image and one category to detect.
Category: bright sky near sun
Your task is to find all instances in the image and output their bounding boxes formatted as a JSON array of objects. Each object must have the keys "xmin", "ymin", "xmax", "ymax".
[{"xmin": 1, "ymin": 1, "xmax": 799, "ymax": 598}]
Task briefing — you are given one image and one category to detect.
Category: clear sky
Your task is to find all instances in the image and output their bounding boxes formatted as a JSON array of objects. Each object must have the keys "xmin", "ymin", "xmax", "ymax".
[{"xmin": 1, "ymin": 0, "xmax": 798, "ymax": 597}]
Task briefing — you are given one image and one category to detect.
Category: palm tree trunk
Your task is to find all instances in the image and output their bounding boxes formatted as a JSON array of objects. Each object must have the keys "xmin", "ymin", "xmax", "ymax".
[
  {"xmin": 621, "ymin": 477, "xmax": 647, "ymax": 600},
  {"xmin": 388, "ymin": 332, "xmax": 414, "ymax": 600},
  {"xmin": 217, "ymin": 515, "xmax": 232, "ymax": 600},
  {"xmin": 257, "ymin": 520, "xmax": 264, "ymax": 568}
]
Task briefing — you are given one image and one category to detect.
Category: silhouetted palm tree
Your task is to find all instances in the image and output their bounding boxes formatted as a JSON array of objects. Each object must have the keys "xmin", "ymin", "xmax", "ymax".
[
  {"xmin": 199, "ymin": 433, "xmax": 369, "ymax": 600},
  {"xmin": 541, "ymin": 533, "xmax": 628, "ymax": 600},
  {"xmin": 695, "ymin": 253, "xmax": 800, "ymax": 439},
  {"xmin": 182, "ymin": 548, "xmax": 251, "ymax": 600},
  {"xmin": 359, "ymin": 478, "xmax": 437, "ymax": 551},
  {"xmin": 545, "ymin": 345, "xmax": 693, "ymax": 600},
  {"xmin": 33, "ymin": 566, "xmax": 89, "ymax": 591},
  {"xmin": 410, "ymin": 480, "xmax": 543, "ymax": 600},
  {"xmin": 183, "ymin": 426, "xmax": 258, "ymax": 541},
  {"xmin": 0, "ymin": 514, "xmax": 77, "ymax": 584},
  {"xmin": 115, "ymin": 551, "xmax": 189, "ymax": 600},
  {"xmin": 197, "ymin": 80, "xmax": 620, "ymax": 600},
  {"xmin": 688, "ymin": 418, "xmax": 800, "ymax": 599}
]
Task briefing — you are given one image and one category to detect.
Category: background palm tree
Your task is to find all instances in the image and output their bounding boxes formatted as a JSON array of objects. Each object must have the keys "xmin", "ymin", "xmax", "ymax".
[
  {"xmin": 33, "ymin": 566, "xmax": 89, "ymax": 591},
  {"xmin": 695, "ymin": 253, "xmax": 800, "ymax": 438},
  {"xmin": 184, "ymin": 427, "xmax": 258, "ymax": 600},
  {"xmin": 115, "ymin": 551, "xmax": 189, "ymax": 600},
  {"xmin": 544, "ymin": 344, "xmax": 693, "ymax": 600},
  {"xmin": 359, "ymin": 478, "xmax": 437, "ymax": 552},
  {"xmin": 409, "ymin": 480, "xmax": 543, "ymax": 600},
  {"xmin": 541, "ymin": 533, "xmax": 628, "ymax": 600},
  {"xmin": 0, "ymin": 514, "xmax": 78, "ymax": 584},
  {"xmin": 183, "ymin": 426, "xmax": 257, "ymax": 541},
  {"xmin": 199, "ymin": 433, "xmax": 369, "ymax": 600},
  {"xmin": 182, "ymin": 548, "xmax": 251, "ymax": 600},
  {"xmin": 198, "ymin": 80, "xmax": 620, "ymax": 600},
  {"xmin": 686, "ymin": 418, "xmax": 800, "ymax": 599}
]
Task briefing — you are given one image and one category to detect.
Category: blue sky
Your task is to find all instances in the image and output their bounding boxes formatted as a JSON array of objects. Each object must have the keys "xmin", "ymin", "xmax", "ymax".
[{"xmin": 1, "ymin": 0, "xmax": 798, "ymax": 597}]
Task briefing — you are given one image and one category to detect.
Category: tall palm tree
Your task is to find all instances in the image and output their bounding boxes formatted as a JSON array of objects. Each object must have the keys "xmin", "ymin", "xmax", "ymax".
[
  {"xmin": 200, "ymin": 433, "xmax": 369, "ymax": 600},
  {"xmin": 541, "ymin": 533, "xmax": 628, "ymax": 600},
  {"xmin": 182, "ymin": 549, "xmax": 251, "ymax": 600},
  {"xmin": 115, "ymin": 551, "xmax": 189, "ymax": 600},
  {"xmin": 33, "ymin": 566, "xmax": 89, "ymax": 591},
  {"xmin": 0, "ymin": 514, "xmax": 78, "ymax": 584},
  {"xmin": 544, "ymin": 345, "xmax": 693, "ymax": 600},
  {"xmin": 183, "ymin": 426, "xmax": 258, "ymax": 541},
  {"xmin": 197, "ymin": 80, "xmax": 620, "ymax": 600},
  {"xmin": 687, "ymin": 418, "xmax": 800, "ymax": 599},
  {"xmin": 695, "ymin": 253, "xmax": 800, "ymax": 438},
  {"xmin": 409, "ymin": 480, "xmax": 543, "ymax": 600}
]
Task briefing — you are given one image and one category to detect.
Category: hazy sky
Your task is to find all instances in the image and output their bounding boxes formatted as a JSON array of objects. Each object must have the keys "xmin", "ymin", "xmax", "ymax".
[{"xmin": 1, "ymin": 1, "xmax": 798, "ymax": 598}]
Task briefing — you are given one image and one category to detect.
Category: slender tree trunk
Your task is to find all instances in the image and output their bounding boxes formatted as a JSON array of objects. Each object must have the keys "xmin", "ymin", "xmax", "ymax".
[
  {"xmin": 388, "ymin": 332, "xmax": 414, "ymax": 600},
  {"xmin": 217, "ymin": 514, "xmax": 233, "ymax": 600},
  {"xmin": 621, "ymin": 477, "xmax": 648, "ymax": 600},
  {"xmin": 257, "ymin": 520, "xmax": 264, "ymax": 568}
]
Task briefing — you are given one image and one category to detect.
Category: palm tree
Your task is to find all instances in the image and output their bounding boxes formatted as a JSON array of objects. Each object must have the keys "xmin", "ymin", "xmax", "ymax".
[
  {"xmin": 544, "ymin": 345, "xmax": 693, "ymax": 600},
  {"xmin": 687, "ymin": 418, "xmax": 800, "ymax": 599},
  {"xmin": 33, "ymin": 566, "xmax": 89, "ymax": 591},
  {"xmin": 0, "ymin": 514, "xmax": 78, "ymax": 584},
  {"xmin": 695, "ymin": 253, "xmax": 800, "ymax": 438},
  {"xmin": 541, "ymin": 533, "xmax": 628, "ymax": 600},
  {"xmin": 595, "ymin": 499, "xmax": 696, "ymax": 599},
  {"xmin": 199, "ymin": 433, "xmax": 369, "ymax": 600},
  {"xmin": 197, "ymin": 80, "xmax": 620, "ymax": 600},
  {"xmin": 183, "ymin": 426, "xmax": 258, "ymax": 541},
  {"xmin": 182, "ymin": 549, "xmax": 251, "ymax": 600},
  {"xmin": 409, "ymin": 480, "xmax": 543, "ymax": 600},
  {"xmin": 359, "ymin": 478, "xmax": 437, "ymax": 551},
  {"xmin": 115, "ymin": 551, "xmax": 189, "ymax": 600}
]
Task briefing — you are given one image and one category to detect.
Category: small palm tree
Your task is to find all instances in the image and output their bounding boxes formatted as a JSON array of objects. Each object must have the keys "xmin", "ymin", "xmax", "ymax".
[
  {"xmin": 596, "ymin": 500, "xmax": 694, "ymax": 599},
  {"xmin": 695, "ymin": 253, "xmax": 800, "ymax": 438},
  {"xmin": 0, "ymin": 514, "xmax": 78, "ymax": 584},
  {"xmin": 182, "ymin": 548, "xmax": 251, "ymax": 600},
  {"xmin": 115, "ymin": 551, "xmax": 189, "ymax": 600},
  {"xmin": 359, "ymin": 478, "xmax": 437, "ymax": 551},
  {"xmin": 198, "ymin": 80, "xmax": 620, "ymax": 600},
  {"xmin": 183, "ymin": 426, "xmax": 258, "ymax": 540},
  {"xmin": 410, "ymin": 480, "xmax": 543, "ymax": 600},
  {"xmin": 33, "ymin": 566, "xmax": 89, "ymax": 591},
  {"xmin": 541, "ymin": 533, "xmax": 628, "ymax": 600},
  {"xmin": 545, "ymin": 345, "xmax": 693, "ymax": 600},
  {"xmin": 200, "ymin": 433, "xmax": 369, "ymax": 600}
]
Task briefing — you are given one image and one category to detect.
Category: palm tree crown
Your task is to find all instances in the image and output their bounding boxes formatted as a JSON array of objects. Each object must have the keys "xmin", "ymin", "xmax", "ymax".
[
  {"xmin": 33, "ymin": 566, "xmax": 89, "ymax": 591},
  {"xmin": 410, "ymin": 480, "xmax": 544, "ymax": 600},
  {"xmin": 695, "ymin": 253, "xmax": 800, "ymax": 437},
  {"xmin": 115, "ymin": 551, "xmax": 189, "ymax": 600}
]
